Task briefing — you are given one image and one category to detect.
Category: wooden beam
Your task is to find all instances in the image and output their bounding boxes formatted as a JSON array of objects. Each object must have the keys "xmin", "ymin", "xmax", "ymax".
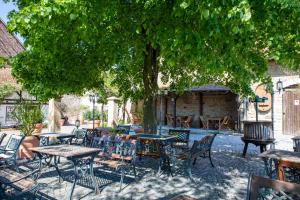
[{"xmin": 199, "ymin": 92, "xmax": 203, "ymax": 127}]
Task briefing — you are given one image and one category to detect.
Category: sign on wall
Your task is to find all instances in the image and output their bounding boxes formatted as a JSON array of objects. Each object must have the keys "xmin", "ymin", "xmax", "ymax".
[{"xmin": 255, "ymin": 85, "xmax": 272, "ymax": 112}]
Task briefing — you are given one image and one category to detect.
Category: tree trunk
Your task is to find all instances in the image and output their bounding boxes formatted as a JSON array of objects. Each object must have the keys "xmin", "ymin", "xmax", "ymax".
[{"xmin": 143, "ymin": 43, "xmax": 158, "ymax": 134}]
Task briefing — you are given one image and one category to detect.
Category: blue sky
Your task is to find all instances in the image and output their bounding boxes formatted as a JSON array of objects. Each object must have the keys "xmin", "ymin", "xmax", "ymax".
[
  {"xmin": 0, "ymin": 1, "xmax": 23, "ymax": 42},
  {"xmin": 0, "ymin": 0, "xmax": 16, "ymax": 23}
]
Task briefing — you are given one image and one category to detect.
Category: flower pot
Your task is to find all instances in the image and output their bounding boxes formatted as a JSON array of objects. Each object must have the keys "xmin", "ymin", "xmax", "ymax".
[
  {"xmin": 33, "ymin": 123, "xmax": 43, "ymax": 135},
  {"xmin": 88, "ymin": 120, "xmax": 101, "ymax": 128},
  {"xmin": 59, "ymin": 119, "xmax": 65, "ymax": 126},
  {"xmin": 18, "ymin": 136, "xmax": 39, "ymax": 160},
  {"xmin": 80, "ymin": 115, "xmax": 85, "ymax": 124}
]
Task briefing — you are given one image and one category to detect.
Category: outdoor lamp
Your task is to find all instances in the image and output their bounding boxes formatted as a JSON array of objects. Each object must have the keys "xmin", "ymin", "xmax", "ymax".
[
  {"xmin": 89, "ymin": 94, "xmax": 97, "ymax": 129},
  {"xmin": 276, "ymin": 79, "xmax": 283, "ymax": 93}
]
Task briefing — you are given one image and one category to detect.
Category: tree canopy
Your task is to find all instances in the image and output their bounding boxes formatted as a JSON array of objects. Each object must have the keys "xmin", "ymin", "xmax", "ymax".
[{"xmin": 5, "ymin": 0, "xmax": 300, "ymax": 132}]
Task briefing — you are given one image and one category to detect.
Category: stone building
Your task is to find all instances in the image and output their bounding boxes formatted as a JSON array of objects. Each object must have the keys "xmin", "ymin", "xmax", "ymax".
[
  {"xmin": 155, "ymin": 85, "xmax": 238, "ymax": 129},
  {"xmin": 0, "ymin": 19, "xmax": 46, "ymax": 127},
  {"xmin": 243, "ymin": 61, "xmax": 300, "ymax": 138},
  {"xmin": 155, "ymin": 61, "xmax": 300, "ymax": 139}
]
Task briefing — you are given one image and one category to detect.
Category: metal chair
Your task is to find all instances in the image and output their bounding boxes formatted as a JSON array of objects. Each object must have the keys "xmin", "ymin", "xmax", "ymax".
[
  {"xmin": 0, "ymin": 135, "xmax": 24, "ymax": 168},
  {"xmin": 0, "ymin": 132, "xmax": 7, "ymax": 148},
  {"xmin": 71, "ymin": 128, "xmax": 88, "ymax": 146},
  {"xmin": 169, "ymin": 129, "xmax": 190, "ymax": 150},
  {"xmin": 246, "ymin": 175, "xmax": 300, "ymax": 200},
  {"xmin": 116, "ymin": 125, "xmax": 131, "ymax": 134},
  {"xmin": 0, "ymin": 167, "xmax": 43, "ymax": 198},
  {"xmin": 93, "ymin": 135, "xmax": 137, "ymax": 191},
  {"xmin": 176, "ymin": 134, "xmax": 216, "ymax": 180}
]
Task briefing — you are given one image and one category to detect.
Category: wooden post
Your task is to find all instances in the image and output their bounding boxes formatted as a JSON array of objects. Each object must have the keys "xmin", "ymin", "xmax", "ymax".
[
  {"xmin": 172, "ymin": 96, "xmax": 177, "ymax": 128},
  {"xmin": 199, "ymin": 92, "xmax": 203, "ymax": 127}
]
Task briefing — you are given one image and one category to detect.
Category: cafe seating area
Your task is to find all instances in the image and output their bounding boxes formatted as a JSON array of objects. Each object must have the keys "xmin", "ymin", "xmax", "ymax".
[{"xmin": 0, "ymin": 123, "xmax": 300, "ymax": 199}]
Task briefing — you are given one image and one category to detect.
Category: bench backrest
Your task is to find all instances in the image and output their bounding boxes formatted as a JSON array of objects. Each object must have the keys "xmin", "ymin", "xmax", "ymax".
[
  {"xmin": 0, "ymin": 132, "xmax": 6, "ymax": 145},
  {"xmin": 169, "ymin": 129, "xmax": 190, "ymax": 142},
  {"xmin": 247, "ymin": 175, "xmax": 300, "ymax": 200},
  {"xmin": 5, "ymin": 135, "xmax": 24, "ymax": 151},
  {"xmin": 190, "ymin": 134, "xmax": 216, "ymax": 155}
]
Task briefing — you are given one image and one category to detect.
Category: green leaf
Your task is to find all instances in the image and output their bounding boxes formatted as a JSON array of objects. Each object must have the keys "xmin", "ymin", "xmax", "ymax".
[
  {"xmin": 203, "ymin": 9, "xmax": 210, "ymax": 19},
  {"xmin": 180, "ymin": 2, "xmax": 189, "ymax": 9}
]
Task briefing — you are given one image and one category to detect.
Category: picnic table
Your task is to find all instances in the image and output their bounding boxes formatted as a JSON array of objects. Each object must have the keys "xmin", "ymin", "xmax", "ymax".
[
  {"xmin": 30, "ymin": 144, "xmax": 100, "ymax": 200},
  {"xmin": 259, "ymin": 149, "xmax": 300, "ymax": 181},
  {"xmin": 35, "ymin": 132, "xmax": 75, "ymax": 146},
  {"xmin": 136, "ymin": 134, "xmax": 176, "ymax": 175}
]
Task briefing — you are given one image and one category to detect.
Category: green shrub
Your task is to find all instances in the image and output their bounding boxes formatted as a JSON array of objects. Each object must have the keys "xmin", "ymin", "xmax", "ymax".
[
  {"xmin": 83, "ymin": 109, "xmax": 101, "ymax": 120},
  {"xmin": 12, "ymin": 101, "xmax": 44, "ymax": 136}
]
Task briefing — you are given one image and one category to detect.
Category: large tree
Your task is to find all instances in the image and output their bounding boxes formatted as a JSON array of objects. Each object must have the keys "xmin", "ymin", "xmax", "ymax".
[{"xmin": 5, "ymin": 0, "xmax": 300, "ymax": 133}]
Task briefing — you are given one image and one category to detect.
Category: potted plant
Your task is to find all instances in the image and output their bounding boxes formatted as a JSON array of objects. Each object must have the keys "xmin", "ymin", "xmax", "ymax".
[
  {"xmin": 84, "ymin": 110, "xmax": 101, "ymax": 128},
  {"xmin": 12, "ymin": 101, "xmax": 43, "ymax": 159}
]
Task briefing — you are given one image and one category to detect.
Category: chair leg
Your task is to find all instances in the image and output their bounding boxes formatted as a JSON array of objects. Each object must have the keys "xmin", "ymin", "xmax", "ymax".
[
  {"xmin": 132, "ymin": 163, "xmax": 137, "ymax": 180},
  {"xmin": 119, "ymin": 167, "xmax": 125, "ymax": 191},
  {"xmin": 209, "ymin": 150, "xmax": 214, "ymax": 167},
  {"xmin": 193, "ymin": 158, "xmax": 197, "ymax": 166},
  {"xmin": 242, "ymin": 142, "xmax": 248, "ymax": 157}
]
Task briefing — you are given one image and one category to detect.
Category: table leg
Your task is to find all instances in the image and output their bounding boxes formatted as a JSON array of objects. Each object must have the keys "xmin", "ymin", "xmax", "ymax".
[
  {"xmin": 69, "ymin": 167, "xmax": 78, "ymax": 200},
  {"xmin": 54, "ymin": 156, "xmax": 63, "ymax": 183},
  {"xmin": 68, "ymin": 155, "xmax": 99, "ymax": 199},
  {"xmin": 90, "ymin": 159, "xmax": 100, "ymax": 194}
]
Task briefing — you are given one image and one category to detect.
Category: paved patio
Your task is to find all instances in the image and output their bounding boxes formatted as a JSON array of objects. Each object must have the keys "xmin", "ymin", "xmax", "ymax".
[
  {"xmin": 1, "ymin": 125, "xmax": 294, "ymax": 199},
  {"xmin": 11, "ymin": 140, "xmax": 266, "ymax": 200}
]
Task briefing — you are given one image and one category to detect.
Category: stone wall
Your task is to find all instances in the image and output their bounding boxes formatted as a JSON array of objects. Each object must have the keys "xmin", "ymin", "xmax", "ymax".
[
  {"xmin": 243, "ymin": 62, "xmax": 300, "ymax": 137},
  {"xmin": 157, "ymin": 92, "xmax": 238, "ymax": 128}
]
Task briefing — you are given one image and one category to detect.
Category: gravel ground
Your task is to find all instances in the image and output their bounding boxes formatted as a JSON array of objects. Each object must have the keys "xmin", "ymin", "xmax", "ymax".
[
  {"xmin": 16, "ymin": 147, "xmax": 266, "ymax": 200},
  {"xmin": 1, "ymin": 125, "xmax": 292, "ymax": 200}
]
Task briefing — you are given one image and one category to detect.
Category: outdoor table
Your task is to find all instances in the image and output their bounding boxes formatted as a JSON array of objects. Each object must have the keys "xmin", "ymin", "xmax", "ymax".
[
  {"xmin": 30, "ymin": 144, "xmax": 101, "ymax": 200},
  {"xmin": 207, "ymin": 117, "xmax": 222, "ymax": 130},
  {"xmin": 136, "ymin": 134, "xmax": 176, "ymax": 175},
  {"xmin": 36, "ymin": 133, "xmax": 75, "ymax": 146},
  {"xmin": 259, "ymin": 149, "xmax": 300, "ymax": 181}
]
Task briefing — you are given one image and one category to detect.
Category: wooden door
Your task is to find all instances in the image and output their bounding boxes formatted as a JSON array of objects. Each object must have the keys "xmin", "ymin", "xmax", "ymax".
[{"xmin": 283, "ymin": 91, "xmax": 300, "ymax": 135}]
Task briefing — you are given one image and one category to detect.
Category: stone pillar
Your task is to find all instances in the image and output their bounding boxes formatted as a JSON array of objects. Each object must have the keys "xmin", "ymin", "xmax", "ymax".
[
  {"xmin": 48, "ymin": 99, "xmax": 61, "ymax": 132},
  {"xmin": 107, "ymin": 97, "xmax": 119, "ymax": 127}
]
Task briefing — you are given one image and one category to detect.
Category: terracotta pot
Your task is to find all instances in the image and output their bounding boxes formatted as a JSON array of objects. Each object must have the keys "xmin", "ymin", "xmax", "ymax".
[
  {"xmin": 80, "ymin": 115, "xmax": 85, "ymax": 124},
  {"xmin": 59, "ymin": 119, "xmax": 65, "ymax": 126},
  {"xmin": 88, "ymin": 120, "xmax": 101, "ymax": 128},
  {"xmin": 18, "ymin": 136, "xmax": 39, "ymax": 159},
  {"xmin": 33, "ymin": 123, "xmax": 43, "ymax": 135}
]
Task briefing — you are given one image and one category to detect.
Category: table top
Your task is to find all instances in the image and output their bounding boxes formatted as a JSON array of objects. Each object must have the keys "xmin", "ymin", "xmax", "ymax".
[
  {"xmin": 292, "ymin": 136, "xmax": 300, "ymax": 140},
  {"xmin": 259, "ymin": 149, "xmax": 300, "ymax": 164},
  {"xmin": 30, "ymin": 144, "xmax": 100, "ymax": 158},
  {"xmin": 137, "ymin": 134, "xmax": 176, "ymax": 141},
  {"xmin": 37, "ymin": 133, "xmax": 75, "ymax": 138}
]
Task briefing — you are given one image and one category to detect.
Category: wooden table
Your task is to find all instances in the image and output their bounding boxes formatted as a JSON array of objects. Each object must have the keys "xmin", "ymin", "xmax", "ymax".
[
  {"xmin": 36, "ymin": 132, "xmax": 75, "ymax": 146},
  {"xmin": 207, "ymin": 117, "xmax": 222, "ymax": 130},
  {"xmin": 31, "ymin": 145, "xmax": 101, "ymax": 200},
  {"xmin": 259, "ymin": 149, "xmax": 300, "ymax": 181}
]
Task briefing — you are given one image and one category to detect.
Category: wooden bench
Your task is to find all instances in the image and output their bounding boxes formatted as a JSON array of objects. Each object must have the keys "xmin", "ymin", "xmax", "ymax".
[{"xmin": 0, "ymin": 168, "xmax": 40, "ymax": 198}]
